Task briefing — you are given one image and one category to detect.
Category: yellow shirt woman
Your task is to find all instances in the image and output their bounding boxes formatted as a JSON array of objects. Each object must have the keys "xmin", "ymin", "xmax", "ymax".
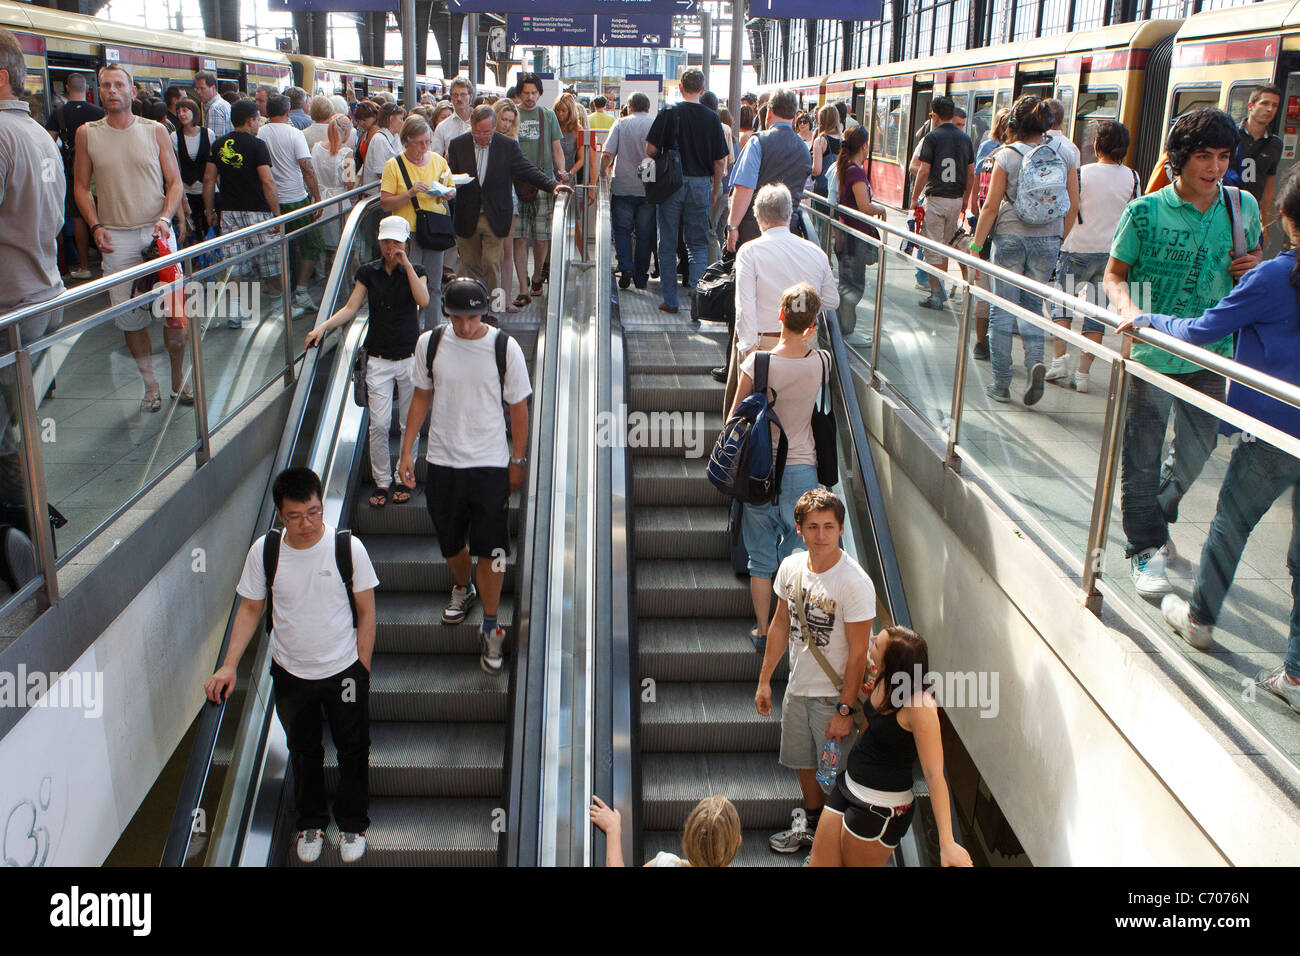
[{"xmin": 380, "ymin": 149, "xmax": 453, "ymax": 227}]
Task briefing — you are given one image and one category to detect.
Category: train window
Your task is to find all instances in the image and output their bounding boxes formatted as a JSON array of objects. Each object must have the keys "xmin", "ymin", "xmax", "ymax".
[
  {"xmin": 23, "ymin": 72, "xmax": 48, "ymax": 125},
  {"xmin": 1074, "ymin": 88, "xmax": 1121, "ymax": 164},
  {"xmin": 1169, "ymin": 85, "xmax": 1221, "ymax": 127},
  {"xmin": 995, "ymin": 88, "xmax": 1011, "ymax": 117},
  {"xmin": 1056, "ymin": 87, "xmax": 1074, "ymax": 140},
  {"xmin": 874, "ymin": 94, "xmax": 889, "ymax": 160},
  {"xmin": 136, "ymin": 78, "xmax": 163, "ymax": 99},
  {"xmin": 1226, "ymin": 81, "xmax": 1269, "ymax": 127},
  {"xmin": 971, "ymin": 93, "xmax": 995, "ymax": 148}
]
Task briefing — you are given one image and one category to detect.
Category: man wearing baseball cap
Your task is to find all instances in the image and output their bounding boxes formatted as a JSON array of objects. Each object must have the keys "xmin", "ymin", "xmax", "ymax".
[
  {"xmin": 398, "ymin": 276, "xmax": 531, "ymax": 675},
  {"xmin": 306, "ymin": 215, "xmax": 428, "ymax": 508}
]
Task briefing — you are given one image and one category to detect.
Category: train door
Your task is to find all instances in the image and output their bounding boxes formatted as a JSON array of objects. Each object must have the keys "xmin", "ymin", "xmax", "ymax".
[
  {"xmin": 852, "ymin": 81, "xmax": 870, "ymax": 127},
  {"xmin": 1014, "ymin": 63, "xmax": 1055, "ymax": 103},
  {"xmin": 906, "ymin": 77, "xmax": 933, "ymax": 200},
  {"xmin": 1270, "ymin": 58, "xmax": 1300, "ymax": 252},
  {"xmin": 47, "ymin": 53, "xmax": 101, "ymax": 109},
  {"xmin": 971, "ymin": 91, "xmax": 996, "ymax": 149}
]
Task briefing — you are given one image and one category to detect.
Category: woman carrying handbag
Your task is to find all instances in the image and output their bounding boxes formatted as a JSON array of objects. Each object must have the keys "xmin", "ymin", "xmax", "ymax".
[{"xmin": 380, "ymin": 115, "xmax": 456, "ymax": 328}]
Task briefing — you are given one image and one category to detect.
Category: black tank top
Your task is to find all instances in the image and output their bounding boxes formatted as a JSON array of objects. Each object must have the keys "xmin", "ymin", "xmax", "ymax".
[
  {"xmin": 176, "ymin": 126, "xmax": 211, "ymax": 187},
  {"xmin": 846, "ymin": 696, "xmax": 917, "ymax": 793},
  {"xmin": 822, "ymin": 135, "xmax": 841, "ymax": 163}
]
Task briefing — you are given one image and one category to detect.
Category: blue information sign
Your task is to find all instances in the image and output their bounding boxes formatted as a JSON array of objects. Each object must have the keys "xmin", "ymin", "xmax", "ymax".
[
  {"xmin": 507, "ymin": 13, "xmax": 595, "ymax": 46},
  {"xmin": 597, "ymin": 13, "xmax": 671, "ymax": 46},
  {"xmin": 450, "ymin": 0, "xmax": 695, "ymax": 14},
  {"xmin": 756, "ymin": 0, "xmax": 882, "ymax": 18},
  {"xmin": 269, "ymin": 0, "xmax": 395, "ymax": 10}
]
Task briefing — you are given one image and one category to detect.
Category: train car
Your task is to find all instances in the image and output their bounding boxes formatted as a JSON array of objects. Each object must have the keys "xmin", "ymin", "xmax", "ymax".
[
  {"xmin": 0, "ymin": 0, "xmax": 291, "ymax": 124},
  {"xmin": 289, "ymin": 53, "xmax": 400, "ymax": 101},
  {"xmin": 817, "ymin": 19, "xmax": 1180, "ymax": 208},
  {"xmin": 755, "ymin": 75, "xmax": 825, "ymax": 115}
]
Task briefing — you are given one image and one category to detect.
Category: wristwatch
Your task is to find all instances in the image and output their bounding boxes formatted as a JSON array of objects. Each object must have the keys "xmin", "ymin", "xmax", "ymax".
[
  {"xmin": 836, "ymin": 703, "xmax": 855, "ymax": 717},
  {"xmin": 510, "ymin": 456, "xmax": 527, "ymax": 468},
  {"xmin": 725, "ymin": 224, "xmax": 738, "ymax": 233}
]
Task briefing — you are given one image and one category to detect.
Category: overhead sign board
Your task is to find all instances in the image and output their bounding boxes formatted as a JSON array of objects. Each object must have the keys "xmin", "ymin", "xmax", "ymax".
[
  {"xmin": 756, "ymin": 0, "xmax": 882, "ymax": 17},
  {"xmin": 268, "ymin": 0, "xmax": 397, "ymax": 11},
  {"xmin": 451, "ymin": 0, "xmax": 694, "ymax": 14},
  {"xmin": 598, "ymin": 14, "xmax": 671, "ymax": 46},
  {"xmin": 507, "ymin": 14, "xmax": 596, "ymax": 45}
]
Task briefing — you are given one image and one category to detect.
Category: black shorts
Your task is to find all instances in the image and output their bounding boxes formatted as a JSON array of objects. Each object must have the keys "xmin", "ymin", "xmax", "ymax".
[
  {"xmin": 824, "ymin": 774, "xmax": 916, "ymax": 848},
  {"xmin": 425, "ymin": 464, "xmax": 510, "ymax": 559}
]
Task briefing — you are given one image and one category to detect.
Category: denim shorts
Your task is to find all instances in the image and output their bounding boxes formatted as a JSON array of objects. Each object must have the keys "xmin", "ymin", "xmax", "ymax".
[{"xmin": 741, "ymin": 463, "xmax": 820, "ymax": 578}]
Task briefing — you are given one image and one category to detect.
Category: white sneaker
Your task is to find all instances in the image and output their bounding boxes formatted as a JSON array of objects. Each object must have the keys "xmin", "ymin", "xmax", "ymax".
[
  {"xmin": 339, "ymin": 831, "xmax": 366, "ymax": 863},
  {"xmin": 1044, "ymin": 356, "xmax": 1071, "ymax": 382},
  {"xmin": 70, "ymin": 268, "xmax": 93, "ymax": 280},
  {"xmin": 1072, "ymin": 370, "xmax": 1089, "ymax": 393},
  {"xmin": 296, "ymin": 828, "xmax": 324, "ymax": 863},
  {"xmin": 293, "ymin": 288, "xmax": 318, "ymax": 312},
  {"xmin": 1258, "ymin": 665, "xmax": 1300, "ymax": 712},
  {"xmin": 481, "ymin": 626, "xmax": 506, "ymax": 675},
  {"xmin": 442, "ymin": 583, "xmax": 477, "ymax": 624},
  {"xmin": 1161, "ymin": 594, "xmax": 1213, "ymax": 650},
  {"xmin": 1131, "ymin": 546, "xmax": 1173, "ymax": 597}
]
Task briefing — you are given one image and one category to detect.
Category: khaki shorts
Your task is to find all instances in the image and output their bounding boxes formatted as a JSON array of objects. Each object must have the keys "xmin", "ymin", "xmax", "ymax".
[
  {"xmin": 920, "ymin": 195, "xmax": 965, "ymax": 266},
  {"xmin": 104, "ymin": 223, "xmax": 171, "ymax": 333},
  {"xmin": 779, "ymin": 689, "xmax": 859, "ymax": 771}
]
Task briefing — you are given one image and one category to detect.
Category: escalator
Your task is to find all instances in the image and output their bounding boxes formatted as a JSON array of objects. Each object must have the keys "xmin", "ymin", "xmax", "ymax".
[
  {"xmin": 162, "ymin": 191, "xmax": 576, "ymax": 867},
  {"xmin": 604, "ymin": 192, "xmax": 942, "ymax": 867}
]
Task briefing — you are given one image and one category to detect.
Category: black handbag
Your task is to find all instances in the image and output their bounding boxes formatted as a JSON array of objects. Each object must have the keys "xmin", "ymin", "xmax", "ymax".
[
  {"xmin": 811, "ymin": 350, "xmax": 838, "ymax": 488},
  {"xmin": 692, "ymin": 252, "xmax": 735, "ymax": 325},
  {"xmin": 352, "ymin": 347, "xmax": 368, "ymax": 407},
  {"xmin": 397, "ymin": 155, "xmax": 456, "ymax": 251},
  {"xmin": 642, "ymin": 106, "xmax": 683, "ymax": 205}
]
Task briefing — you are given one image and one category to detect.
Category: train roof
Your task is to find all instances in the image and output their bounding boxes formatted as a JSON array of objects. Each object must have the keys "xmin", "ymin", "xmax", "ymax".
[
  {"xmin": 0, "ymin": 0, "xmax": 290, "ymax": 65},
  {"xmin": 288, "ymin": 53, "xmax": 403, "ymax": 81},
  {"xmin": 1176, "ymin": 0, "xmax": 1300, "ymax": 40}
]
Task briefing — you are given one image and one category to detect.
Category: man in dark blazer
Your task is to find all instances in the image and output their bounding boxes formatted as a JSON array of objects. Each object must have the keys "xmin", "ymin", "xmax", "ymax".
[{"xmin": 448, "ymin": 104, "xmax": 571, "ymax": 312}]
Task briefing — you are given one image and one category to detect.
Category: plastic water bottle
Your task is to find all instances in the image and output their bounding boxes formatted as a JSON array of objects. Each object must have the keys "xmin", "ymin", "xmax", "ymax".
[{"xmin": 816, "ymin": 738, "xmax": 841, "ymax": 791}]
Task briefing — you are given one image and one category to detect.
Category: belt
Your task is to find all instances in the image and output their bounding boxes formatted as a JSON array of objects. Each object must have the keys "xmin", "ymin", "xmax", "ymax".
[{"xmin": 368, "ymin": 350, "xmax": 414, "ymax": 362}]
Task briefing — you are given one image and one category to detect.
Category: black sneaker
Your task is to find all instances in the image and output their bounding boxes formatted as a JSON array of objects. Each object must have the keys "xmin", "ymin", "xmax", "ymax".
[
  {"xmin": 618, "ymin": 271, "xmax": 632, "ymax": 290},
  {"xmin": 973, "ymin": 338, "xmax": 990, "ymax": 361},
  {"xmin": 710, "ymin": 367, "xmax": 727, "ymax": 384}
]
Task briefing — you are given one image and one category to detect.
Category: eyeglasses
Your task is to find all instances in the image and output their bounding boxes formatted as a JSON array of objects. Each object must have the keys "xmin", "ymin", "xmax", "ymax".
[{"xmin": 281, "ymin": 507, "xmax": 323, "ymax": 525}]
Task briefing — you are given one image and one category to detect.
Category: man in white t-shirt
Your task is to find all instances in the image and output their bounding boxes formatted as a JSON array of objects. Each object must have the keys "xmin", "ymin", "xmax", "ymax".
[
  {"xmin": 398, "ymin": 277, "xmax": 532, "ymax": 675},
  {"xmin": 1045, "ymin": 98, "xmax": 1082, "ymax": 169},
  {"xmin": 431, "ymin": 75, "xmax": 474, "ymax": 157},
  {"xmin": 259, "ymin": 94, "xmax": 324, "ymax": 313},
  {"xmin": 204, "ymin": 467, "xmax": 379, "ymax": 864},
  {"xmin": 756, "ymin": 488, "xmax": 875, "ymax": 858}
]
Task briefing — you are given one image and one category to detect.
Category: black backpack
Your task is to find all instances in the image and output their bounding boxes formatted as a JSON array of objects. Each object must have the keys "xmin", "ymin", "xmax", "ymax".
[
  {"xmin": 693, "ymin": 253, "xmax": 736, "ymax": 327},
  {"xmin": 262, "ymin": 529, "xmax": 357, "ymax": 633}
]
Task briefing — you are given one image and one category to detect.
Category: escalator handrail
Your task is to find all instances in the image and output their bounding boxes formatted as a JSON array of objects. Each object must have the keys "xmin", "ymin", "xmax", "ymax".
[
  {"xmin": 503, "ymin": 188, "xmax": 572, "ymax": 866},
  {"xmin": 160, "ymin": 195, "xmax": 384, "ymax": 867}
]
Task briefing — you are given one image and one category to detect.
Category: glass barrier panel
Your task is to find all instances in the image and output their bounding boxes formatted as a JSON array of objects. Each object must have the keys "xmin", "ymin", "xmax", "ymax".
[
  {"xmin": 0, "ymin": 351, "xmax": 46, "ymax": 604},
  {"xmin": 1099, "ymin": 370, "xmax": 1300, "ymax": 759},
  {"xmin": 828, "ymin": 220, "xmax": 879, "ymax": 355},
  {"xmin": 873, "ymin": 244, "xmax": 959, "ymax": 430}
]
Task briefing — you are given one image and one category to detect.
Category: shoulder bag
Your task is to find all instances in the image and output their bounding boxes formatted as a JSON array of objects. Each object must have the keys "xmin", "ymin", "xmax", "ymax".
[
  {"xmin": 810, "ymin": 349, "xmax": 838, "ymax": 488},
  {"xmin": 794, "ymin": 561, "xmax": 866, "ymax": 731},
  {"xmin": 397, "ymin": 154, "xmax": 456, "ymax": 251},
  {"xmin": 642, "ymin": 106, "xmax": 683, "ymax": 205}
]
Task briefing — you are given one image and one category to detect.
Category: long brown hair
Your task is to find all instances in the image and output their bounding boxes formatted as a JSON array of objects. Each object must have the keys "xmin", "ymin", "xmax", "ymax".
[
  {"xmin": 877, "ymin": 626, "xmax": 930, "ymax": 715},
  {"xmin": 836, "ymin": 124, "xmax": 869, "ymax": 192}
]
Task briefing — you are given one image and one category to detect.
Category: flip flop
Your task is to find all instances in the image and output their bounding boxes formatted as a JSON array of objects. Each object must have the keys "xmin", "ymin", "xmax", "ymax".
[
  {"xmin": 172, "ymin": 389, "xmax": 195, "ymax": 406},
  {"xmin": 529, "ymin": 279, "xmax": 543, "ymax": 297},
  {"xmin": 512, "ymin": 294, "xmax": 531, "ymax": 308},
  {"xmin": 391, "ymin": 488, "xmax": 411, "ymax": 504},
  {"xmin": 140, "ymin": 391, "xmax": 162, "ymax": 413},
  {"xmin": 368, "ymin": 488, "xmax": 388, "ymax": 508}
]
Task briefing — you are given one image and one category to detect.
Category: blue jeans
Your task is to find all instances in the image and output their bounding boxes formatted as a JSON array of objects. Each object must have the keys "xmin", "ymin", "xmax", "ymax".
[
  {"xmin": 612, "ymin": 193, "xmax": 654, "ymax": 287},
  {"xmin": 742, "ymin": 463, "xmax": 820, "ymax": 578},
  {"xmin": 657, "ymin": 175, "xmax": 711, "ymax": 309},
  {"xmin": 989, "ymin": 234, "xmax": 1060, "ymax": 391},
  {"xmin": 1051, "ymin": 250, "xmax": 1108, "ymax": 335},
  {"xmin": 1120, "ymin": 368, "xmax": 1223, "ymax": 557},
  {"xmin": 1188, "ymin": 438, "xmax": 1300, "ymax": 677}
]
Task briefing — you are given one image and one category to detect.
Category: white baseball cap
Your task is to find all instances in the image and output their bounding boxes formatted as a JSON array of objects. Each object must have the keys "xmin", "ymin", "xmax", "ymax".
[{"xmin": 377, "ymin": 215, "xmax": 410, "ymax": 243}]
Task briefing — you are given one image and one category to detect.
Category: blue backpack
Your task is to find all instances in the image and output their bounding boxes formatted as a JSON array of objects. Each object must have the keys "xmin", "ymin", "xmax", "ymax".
[{"xmin": 707, "ymin": 352, "xmax": 788, "ymax": 505}]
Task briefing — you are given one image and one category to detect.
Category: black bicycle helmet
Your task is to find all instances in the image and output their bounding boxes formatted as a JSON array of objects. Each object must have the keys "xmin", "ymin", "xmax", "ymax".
[{"xmin": 442, "ymin": 276, "xmax": 492, "ymax": 316}]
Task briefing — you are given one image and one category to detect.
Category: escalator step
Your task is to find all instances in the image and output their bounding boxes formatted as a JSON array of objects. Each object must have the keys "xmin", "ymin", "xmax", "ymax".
[
  {"xmin": 365, "ymin": 535, "xmax": 517, "ymax": 592},
  {"xmin": 284, "ymin": 797, "xmax": 499, "ymax": 867},
  {"xmin": 633, "ymin": 505, "xmax": 729, "ymax": 559},
  {"xmin": 641, "ymin": 752, "xmax": 802, "ymax": 831},
  {"xmin": 640, "ymin": 681, "xmax": 785, "ymax": 753},
  {"xmin": 354, "ymin": 487, "xmax": 522, "ymax": 536},
  {"xmin": 638, "ymin": 618, "xmax": 789, "ymax": 682},
  {"xmin": 626, "ymin": 333, "xmax": 727, "ymax": 375},
  {"xmin": 375, "ymin": 593, "xmax": 515, "ymax": 654},
  {"xmin": 322, "ymin": 721, "xmax": 504, "ymax": 797},
  {"xmin": 631, "ymin": 458, "xmax": 728, "ymax": 506},
  {"xmin": 369, "ymin": 654, "xmax": 508, "ymax": 721},
  {"xmin": 635, "ymin": 559, "xmax": 751, "ymax": 618},
  {"xmin": 641, "ymin": 829, "xmax": 806, "ymax": 868},
  {"xmin": 628, "ymin": 413, "xmax": 724, "ymax": 458},
  {"xmin": 630, "ymin": 373, "xmax": 723, "ymax": 413}
]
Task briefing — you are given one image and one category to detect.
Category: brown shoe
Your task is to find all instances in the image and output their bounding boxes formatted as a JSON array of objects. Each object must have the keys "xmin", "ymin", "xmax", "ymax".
[{"xmin": 658, "ymin": 304, "xmax": 679, "ymax": 314}]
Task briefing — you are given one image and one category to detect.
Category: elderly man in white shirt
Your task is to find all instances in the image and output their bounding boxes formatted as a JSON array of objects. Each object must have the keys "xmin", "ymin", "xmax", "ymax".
[
  {"xmin": 724, "ymin": 183, "xmax": 839, "ymax": 413},
  {"xmin": 430, "ymin": 75, "xmax": 474, "ymax": 157}
]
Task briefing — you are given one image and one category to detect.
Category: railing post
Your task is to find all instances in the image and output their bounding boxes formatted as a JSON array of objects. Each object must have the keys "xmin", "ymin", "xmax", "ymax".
[
  {"xmin": 280, "ymin": 232, "xmax": 295, "ymax": 386},
  {"xmin": 1082, "ymin": 358, "xmax": 1130, "ymax": 615},
  {"xmin": 9, "ymin": 326, "xmax": 58, "ymax": 609},
  {"xmin": 188, "ymin": 291, "xmax": 212, "ymax": 468},
  {"xmin": 945, "ymin": 289, "xmax": 974, "ymax": 470},
  {"xmin": 869, "ymin": 239, "xmax": 887, "ymax": 381}
]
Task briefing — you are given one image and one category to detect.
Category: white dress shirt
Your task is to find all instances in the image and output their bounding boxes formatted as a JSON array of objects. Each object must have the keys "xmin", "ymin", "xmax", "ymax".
[
  {"xmin": 733, "ymin": 225, "xmax": 840, "ymax": 354},
  {"xmin": 431, "ymin": 112, "xmax": 473, "ymax": 157}
]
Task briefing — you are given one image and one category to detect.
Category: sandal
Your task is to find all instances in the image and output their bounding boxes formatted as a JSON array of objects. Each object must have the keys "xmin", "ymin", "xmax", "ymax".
[
  {"xmin": 529, "ymin": 278, "xmax": 543, "ymax": 297},
  {"xmin": 368, "ymin": 488, "xmax": 388, "ymax": 508},
  {"xmin": 171, "ymin": 389, "xmax": 195, "ymax": 406},
  {"xmin": 391, "ymin": 488, "xmax": 411, "ymax": 504},
  {"xmin": 512, "ymin": 294, "xmax": 531, "ymax": 309},
  {"xmin": 140, "ymin": 390, "xmax": 162, "ymax": 413}
]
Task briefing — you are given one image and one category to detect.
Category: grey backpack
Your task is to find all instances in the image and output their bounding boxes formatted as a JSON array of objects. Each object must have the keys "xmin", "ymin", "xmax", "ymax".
[{"xmin": 1010, "ymin": 141, "xmax": 1070, "ymax": 225}]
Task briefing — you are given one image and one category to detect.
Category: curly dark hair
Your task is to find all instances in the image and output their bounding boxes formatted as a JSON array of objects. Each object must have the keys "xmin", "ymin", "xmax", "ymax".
[{"xmin": 1165, "ymin": 107, "xmax": 1238, "ymax": 177}]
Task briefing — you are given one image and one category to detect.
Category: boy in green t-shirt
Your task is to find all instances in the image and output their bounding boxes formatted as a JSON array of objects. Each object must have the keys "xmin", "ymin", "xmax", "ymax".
[{"xmin": 1104, "ymin": 108, "xmax": 1262, "ymax": 597}]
